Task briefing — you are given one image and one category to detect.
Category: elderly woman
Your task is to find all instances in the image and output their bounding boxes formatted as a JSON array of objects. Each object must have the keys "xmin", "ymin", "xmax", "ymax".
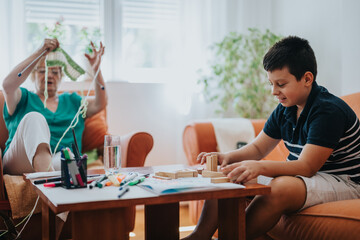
[{"xmin": 2, "ymin": 38, "xmax": 107, "ymax": 174}]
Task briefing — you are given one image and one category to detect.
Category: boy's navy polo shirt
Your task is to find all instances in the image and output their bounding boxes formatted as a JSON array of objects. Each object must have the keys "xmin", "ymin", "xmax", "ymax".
[{"xmin": 264, "ymin": 82, "xmax": 360, "ymax": 183}]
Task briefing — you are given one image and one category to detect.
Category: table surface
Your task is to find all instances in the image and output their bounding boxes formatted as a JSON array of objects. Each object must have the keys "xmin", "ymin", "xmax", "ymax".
[
  {"xmin": 29, "ymin": 164, "xmax": 271, "ymax": 240},
  {"xmin": 29, "ymin": 164, "xmax": 271, "ymax": 213}
]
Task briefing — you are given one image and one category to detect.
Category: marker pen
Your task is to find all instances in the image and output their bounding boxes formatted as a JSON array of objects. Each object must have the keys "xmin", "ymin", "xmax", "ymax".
[
  {"xmin": 128, "ymin": 176, "xmax": 146, "ymax": 186},
  {"xmin": 44, "ymin": 182, "xmax": 62, "ymax": 188},
  {"xmin": 120, "ymin": 173, "xmax": 138, "ymax": 186},
  {"xmin": 34, "ymin": 176, "xmax": 62, "ymax": 184},
  {"xmin": 97, "ymin": 179, "xmax": 110, "ymax": 188},
  {"xmin": 118, "ymin": 187, "xmax": 130, "ymax": 198},
  {"xmin": 89, "ymin": 175, "xmax": 106, "ymax": 189}
]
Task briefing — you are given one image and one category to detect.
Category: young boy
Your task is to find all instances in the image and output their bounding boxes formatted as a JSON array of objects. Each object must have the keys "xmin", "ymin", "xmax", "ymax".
[{"xmin": 183, "ymin": 36, "xmax": 360, "ymax": 240}]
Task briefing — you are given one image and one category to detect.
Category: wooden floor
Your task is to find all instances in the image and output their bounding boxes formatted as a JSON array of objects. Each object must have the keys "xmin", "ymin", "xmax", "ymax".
[{"xmin": 131, "ymin": 203, "xmax": 194, "ymax": 239}]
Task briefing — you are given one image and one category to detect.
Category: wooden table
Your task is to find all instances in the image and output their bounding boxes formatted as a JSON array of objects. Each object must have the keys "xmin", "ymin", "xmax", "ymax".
[{"xmin": 29, "ymin": 165, "xmax": 270, "ymax": 240}]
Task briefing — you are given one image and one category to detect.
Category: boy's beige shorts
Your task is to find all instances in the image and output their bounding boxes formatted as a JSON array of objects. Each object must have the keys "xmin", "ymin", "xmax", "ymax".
[{"xmin": 258, "ymin": 172, "xmax": 360, "ymax": 210}]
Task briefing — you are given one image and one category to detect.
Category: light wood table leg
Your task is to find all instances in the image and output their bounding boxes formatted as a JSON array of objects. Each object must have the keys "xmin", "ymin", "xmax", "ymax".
[
  {"xmin": 145, "ymin": 202, "xmax": 179, "ymax": 240},
  {"xmin": 71, "ymin": 208, "xmax": 128, "ymax": 240},
  {"xmin": 42, "ymin": 202, "xmax": 56, "ymax": 240},
  {"xmin": 218, "ymin": 197, "xmax": 246, "ymax": 240}
]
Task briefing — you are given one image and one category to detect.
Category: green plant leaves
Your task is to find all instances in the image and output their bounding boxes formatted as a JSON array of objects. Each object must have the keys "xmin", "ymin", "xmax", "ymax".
[{"xmin": 198, "ymin": 28, "xmax": 282, "ymax": 118}]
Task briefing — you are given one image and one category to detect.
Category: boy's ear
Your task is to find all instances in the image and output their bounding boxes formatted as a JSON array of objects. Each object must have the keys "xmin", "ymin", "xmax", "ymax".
[{"xmin": 303, "ymin": 71, "xmax": 314, "ymax": 86}]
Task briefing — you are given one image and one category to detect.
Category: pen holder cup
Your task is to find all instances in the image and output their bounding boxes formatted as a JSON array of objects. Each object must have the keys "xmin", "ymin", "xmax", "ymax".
[{"xmin": 61, "ymin": 156, "xmax": 87, "ymax": 189}]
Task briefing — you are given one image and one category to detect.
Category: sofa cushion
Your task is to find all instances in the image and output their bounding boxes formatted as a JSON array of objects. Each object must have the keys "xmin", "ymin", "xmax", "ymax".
[
  {"xmin": 268, "ymin": 199, "xmax": 360, "ymax": 240},
  {"xmin": 81, "ymin": 109, "xmax": 108, "ymax": 153}
]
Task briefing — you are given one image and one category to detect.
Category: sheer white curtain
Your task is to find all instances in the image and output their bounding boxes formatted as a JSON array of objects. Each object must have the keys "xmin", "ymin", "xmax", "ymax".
[
  {"xmin": 0, "ymin": 0, "xmax": 26, "ymax": 86},
  {"xmin": 165, "ymin": 0, "xmax": 238, "ymax": 116}
]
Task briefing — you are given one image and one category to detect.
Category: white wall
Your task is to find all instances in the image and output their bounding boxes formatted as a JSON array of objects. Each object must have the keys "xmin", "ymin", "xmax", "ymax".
[
  {"xmin": 271, "ymin": 0, "xmax": 343, "ymax": 95},
  {"xmin": 341, "ymin": 0, "xmax": 360, "ymax": 95},
  {"xmin": 102, "ymin": 82, "xmax": 216, "ymax": 167}
]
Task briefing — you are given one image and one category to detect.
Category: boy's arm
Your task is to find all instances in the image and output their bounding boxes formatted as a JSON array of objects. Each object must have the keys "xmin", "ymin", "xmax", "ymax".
[
  {"xmin": 226, "ymin": 131, "xmax": 281, "ymax": 164},
  {"xmin": 223, "ymin": 143, "xmax": 333, "ymax": 183},
  {"xmin": 197, "ymin": 131, "xmax": 281, "ymax": 166}
]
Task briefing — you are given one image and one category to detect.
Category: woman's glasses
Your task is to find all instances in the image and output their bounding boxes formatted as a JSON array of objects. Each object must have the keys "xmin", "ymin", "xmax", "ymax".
[{"xmin": 35, "ymin": 67, "xmax": 61, "ymax": 76}]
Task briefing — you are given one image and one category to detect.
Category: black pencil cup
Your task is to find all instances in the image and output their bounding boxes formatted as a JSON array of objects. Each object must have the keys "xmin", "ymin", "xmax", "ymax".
[{"xmin": 61, "ymin": 156, "xmax": 87, "ymax": 189}]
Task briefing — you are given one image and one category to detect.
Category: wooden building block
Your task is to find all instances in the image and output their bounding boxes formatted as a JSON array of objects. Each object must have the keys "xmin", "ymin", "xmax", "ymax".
[
  {"xmin": 155, "ymin": 171, "xmax": 177, "ymax": 179},
  {"xmin": 206, "ymin": 155, "xmax": 218, "ymax": 172},
  {"xmin": 211, "ymin": 177, "xmax": 230, "ymax": 183},
  {"xmin": 152, "ymin": 175, "xmax": 172, "ymax": 180},
  {"xmin": 182, "ymin": 169, "xmax": 198, "ymax": 177},
  {"xmin": 176, "ymin": 171, "xmax": 194, "ymax": 178},
  {"xmin": 201, "ymin": 170, "xmax": 226, "ymax": 178},
  {"xmin": 155, "ymin": 169, "xmax": 198, "ymax": 179}
]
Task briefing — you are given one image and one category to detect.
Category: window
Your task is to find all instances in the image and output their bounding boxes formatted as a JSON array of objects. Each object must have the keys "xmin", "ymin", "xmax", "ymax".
[
  {"xmin": 121, "ymin": 0, "xmax": 180, "ymax": 69},
  {"xmin": 25, "ymin": 0, "xmax": 103, "ymax": 81},
  {"xmin": 23, "ymin": 0, "xmax": 181, "ymax": 83}
]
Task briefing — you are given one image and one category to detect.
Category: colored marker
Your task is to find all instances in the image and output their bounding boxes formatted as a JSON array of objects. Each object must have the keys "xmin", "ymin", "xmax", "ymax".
[
  {"xmin": 128, "ymin": 176, "xmax": 146, "ymax": 186},
  {"xmin": 118, "ymin": 187, "xmax": 130, "ymax": 198},
  {"xmin": 44, "ymin": 182, "xmax": 62, "ymax": 188},
  {"xmin": 97, "ymin": 179, "xmax": 110, "ymax": 188},
  {"xmin": 34, "ymin": 176, "xmax": 62, "ymax": 184},
  {"xmin": 120, "ymin": 172, "xmax": 138, "ymax": 186},
  {"xmin": 89, "ymin": 175, "xmax": 106, "ymax": 189}
]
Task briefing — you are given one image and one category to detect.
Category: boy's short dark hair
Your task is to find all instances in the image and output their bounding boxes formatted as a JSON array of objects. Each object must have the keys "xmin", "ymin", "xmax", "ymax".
[{"xmin": 263, "ymin": 36, "xmax": 317, "ymax": 81}]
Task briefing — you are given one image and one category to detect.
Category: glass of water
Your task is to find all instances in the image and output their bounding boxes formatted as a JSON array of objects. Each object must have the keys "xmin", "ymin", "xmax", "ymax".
[{"xmin": 103, "ymin": 135, "xmax": 121, "ymax": 175}]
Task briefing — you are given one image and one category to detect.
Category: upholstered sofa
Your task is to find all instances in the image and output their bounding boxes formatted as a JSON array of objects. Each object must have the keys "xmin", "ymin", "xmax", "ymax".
[
  {"xmin": 183, "ymin": 92, "xmax": 360, "ymax": 239},
  {"xmin": 0, "ymin": 90, "xmax": 154, "ymax": 239}
]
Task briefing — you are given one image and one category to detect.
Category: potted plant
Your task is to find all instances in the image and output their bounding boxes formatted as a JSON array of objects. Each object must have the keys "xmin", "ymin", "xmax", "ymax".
[{"xmin": 198, "ymin": 28, "xmax": 282, "ymax": 119}]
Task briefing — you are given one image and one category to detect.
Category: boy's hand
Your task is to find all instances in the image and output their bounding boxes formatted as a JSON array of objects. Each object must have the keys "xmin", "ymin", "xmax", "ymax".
[
  {"xmin": 197, "ymin": 152, "xmax": 230, "ymax": 167},
  {"xmin": 221, "ymin": 160, "xmax": 262, "ymax": 183}
]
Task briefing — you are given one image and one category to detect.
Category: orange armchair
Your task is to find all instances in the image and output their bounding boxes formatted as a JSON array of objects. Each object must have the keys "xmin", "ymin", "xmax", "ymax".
[
  {"xmin": 183, "ymin": 93, "xmax": 360, "ymax": 240},
  {"xmin": 0, "ymin": 90, "xmax": 154, "ymax": 239}
]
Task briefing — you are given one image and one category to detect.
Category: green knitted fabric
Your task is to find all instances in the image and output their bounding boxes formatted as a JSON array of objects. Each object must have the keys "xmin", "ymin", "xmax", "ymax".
[{"xmin": 46, "ymin": 48, "xmax": 85, "ymax": 81}]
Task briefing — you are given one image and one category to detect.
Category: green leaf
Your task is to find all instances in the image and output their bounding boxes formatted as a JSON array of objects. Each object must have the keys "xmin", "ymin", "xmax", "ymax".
[{"xmin": 197, "ymin": 28, "xmax": 282, "ymax": 118}]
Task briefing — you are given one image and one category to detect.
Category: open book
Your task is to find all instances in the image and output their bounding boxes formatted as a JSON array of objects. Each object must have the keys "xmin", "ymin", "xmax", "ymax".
[{"xmin": 138, "ymin": 175, "xmax": 244, "ymax": 195}]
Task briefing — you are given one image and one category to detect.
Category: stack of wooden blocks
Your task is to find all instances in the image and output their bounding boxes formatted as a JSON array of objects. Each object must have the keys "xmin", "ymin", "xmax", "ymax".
[
  {"xmin": 202, "ymin": 155, "xmax": 230, "ymax": 183},
  {"xmin": 153, "ymin": 155, "xmax": 230, "ymax": 183}
]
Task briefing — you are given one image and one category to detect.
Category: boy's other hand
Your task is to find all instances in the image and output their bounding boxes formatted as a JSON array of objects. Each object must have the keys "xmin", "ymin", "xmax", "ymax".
[
  {"xmin": 197, "ymin": 152, "xmax": 229, "ymax": 166},
  {"xmin": 221, "ymin": 160, "xmax": 261, "ymax": 183}
]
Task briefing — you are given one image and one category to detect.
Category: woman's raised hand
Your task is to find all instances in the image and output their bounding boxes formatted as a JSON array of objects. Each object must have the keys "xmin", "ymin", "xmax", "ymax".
[
  {"xmin": 84, "ymin": 41, "xmax": 105, "ymax": 73},
  {"xmin": 41, "ymin": 38, "xmax": 59, "ymax": 53}
]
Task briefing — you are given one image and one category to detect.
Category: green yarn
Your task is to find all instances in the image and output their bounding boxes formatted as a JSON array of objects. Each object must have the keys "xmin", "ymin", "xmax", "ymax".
[
  {"xmin": 46, "ymin": 48, "xmax": 85, "ymax": 81},
  {"xmin": 42, "ymin": 48, "xmax": 85, "ymax": 108}
]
